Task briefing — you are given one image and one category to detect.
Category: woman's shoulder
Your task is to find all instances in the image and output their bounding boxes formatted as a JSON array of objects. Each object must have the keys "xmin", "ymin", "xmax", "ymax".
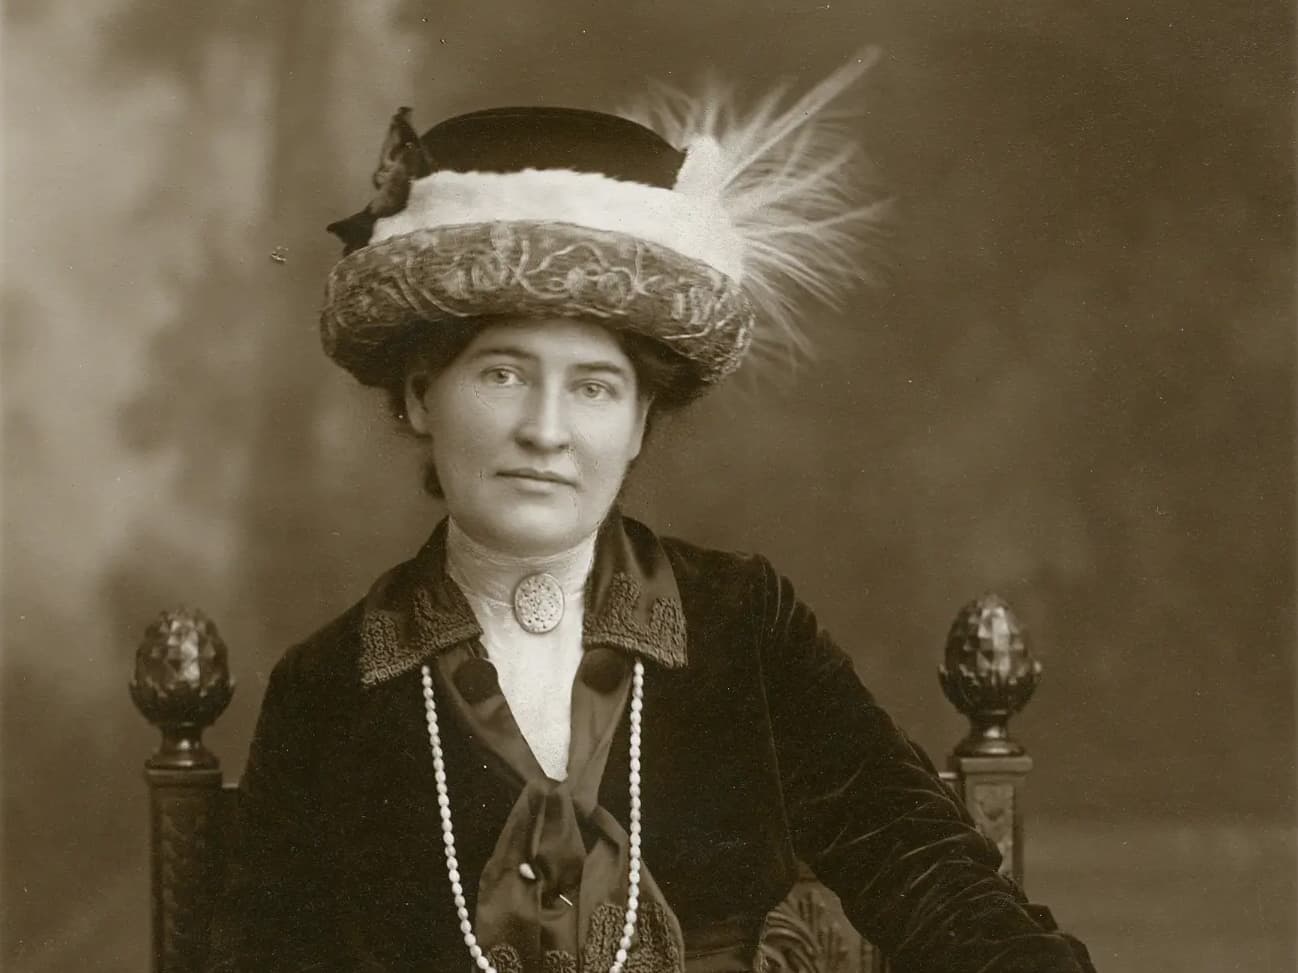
[
  {"xmin": 266, "ymin": 598, "xmax": 368, "ymax": 694},
  {"xmin": 634, "ymin": 519, "xmax": 829, "ymax": 649},
  {"xmin": 628, "ymin": 517, "xmax": 777, "ymax": 610},
  {"xmin": 267, "ymin": 553, "xmax": 418, "ymax": 693}
]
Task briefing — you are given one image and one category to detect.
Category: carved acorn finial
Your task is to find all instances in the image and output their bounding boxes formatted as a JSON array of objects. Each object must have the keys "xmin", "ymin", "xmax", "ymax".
[
  {"xmin": 129, "ymin": 608, "xmax": 234, "ymax": 769},
  {"xmin": 938, "ymin": 593, "xmax": 1041, "ymax": 757}
]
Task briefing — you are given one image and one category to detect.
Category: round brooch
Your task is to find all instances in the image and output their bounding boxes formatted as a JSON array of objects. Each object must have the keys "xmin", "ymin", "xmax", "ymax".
[{"xmin": 512, "ymin": 572, "xmax": 565, "ymax": 634}]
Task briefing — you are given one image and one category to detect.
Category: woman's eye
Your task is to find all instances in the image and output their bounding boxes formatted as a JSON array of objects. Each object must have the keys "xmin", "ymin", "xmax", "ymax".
[
  {"xmin": 578, "ymin": 381, "xmax": 614, "ymax": 400},
  {"xmin": 482, "ymin": 367, "xmax": 521, "ymax": 386}
]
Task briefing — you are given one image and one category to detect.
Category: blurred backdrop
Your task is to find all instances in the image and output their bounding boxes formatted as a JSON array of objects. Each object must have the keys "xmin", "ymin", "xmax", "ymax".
[{"xmin": 2, "ymin": 1, "xmax": 1293, "ymax": 970}]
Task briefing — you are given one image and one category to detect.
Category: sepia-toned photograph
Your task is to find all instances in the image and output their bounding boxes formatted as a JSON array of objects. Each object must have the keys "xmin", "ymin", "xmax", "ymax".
[{"xmin": 2, "ymin": 2, "xmax": 1293, "ymax": 971}]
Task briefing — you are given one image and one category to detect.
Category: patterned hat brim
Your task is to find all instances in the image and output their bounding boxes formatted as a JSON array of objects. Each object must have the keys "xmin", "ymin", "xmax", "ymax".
[{"xmin": 320, "ymin": 221, "xmax": 756, "ymax": 390}]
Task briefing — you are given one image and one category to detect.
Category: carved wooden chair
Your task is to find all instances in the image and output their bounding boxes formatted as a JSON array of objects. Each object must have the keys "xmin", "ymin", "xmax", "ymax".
[{"xmin": 131, "ymin": 593, "xmax": 1042, "ymax": 973}]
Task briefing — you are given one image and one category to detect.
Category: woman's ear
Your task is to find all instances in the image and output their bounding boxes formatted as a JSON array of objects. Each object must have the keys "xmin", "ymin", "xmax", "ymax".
[
  {"xmin": 404, "ymin": 370, "xmax": 433, "ymax": 436},
  {"xmin": 627, "ymin": 395, "xmax": 652, "ymax": 462}
]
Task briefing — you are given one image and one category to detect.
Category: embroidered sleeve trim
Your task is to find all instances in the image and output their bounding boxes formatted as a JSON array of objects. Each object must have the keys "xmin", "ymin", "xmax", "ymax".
[{"xmin": 583, "ymin": 900, "xmax": 685, "ymax": 972}]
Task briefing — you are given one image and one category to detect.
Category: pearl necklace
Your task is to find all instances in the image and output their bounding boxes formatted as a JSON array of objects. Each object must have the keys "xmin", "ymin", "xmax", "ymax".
[{"xmin": 420, "ymin": 659, "xmax": 646, "ymax": 973}]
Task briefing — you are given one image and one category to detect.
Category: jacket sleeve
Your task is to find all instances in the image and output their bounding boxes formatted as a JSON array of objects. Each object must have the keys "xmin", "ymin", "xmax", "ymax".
[
  {"xmin": 757, "ymin": 556, "xmax": 1096, "ymax": 973},
  {"xmin": 205, "ymin": 646, "xmax": 344, "ymax": 973}
]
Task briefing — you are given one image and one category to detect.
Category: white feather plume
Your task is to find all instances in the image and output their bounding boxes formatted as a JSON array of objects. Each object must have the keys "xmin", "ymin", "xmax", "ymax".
[{"xmin": 621, "ymin": 47, "xmax": 890, "ymax": 367}]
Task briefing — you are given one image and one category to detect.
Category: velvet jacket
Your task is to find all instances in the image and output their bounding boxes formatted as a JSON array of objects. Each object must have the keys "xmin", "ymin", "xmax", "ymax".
[{"xmin": 206, "ymin": 512, "xmax": 1095, "ymax": 973}]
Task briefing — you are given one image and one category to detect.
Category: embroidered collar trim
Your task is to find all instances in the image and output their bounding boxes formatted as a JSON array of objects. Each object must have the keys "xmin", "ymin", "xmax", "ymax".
[{"xmin": 357, "ymin": 510, "xmax": 687, "ymax": 688}]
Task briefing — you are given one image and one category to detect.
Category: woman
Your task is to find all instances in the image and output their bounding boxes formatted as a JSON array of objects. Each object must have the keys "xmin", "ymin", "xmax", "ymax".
[{"xmin": 208, "ymin": 56, "xmax": 1096, "ymax": 973}]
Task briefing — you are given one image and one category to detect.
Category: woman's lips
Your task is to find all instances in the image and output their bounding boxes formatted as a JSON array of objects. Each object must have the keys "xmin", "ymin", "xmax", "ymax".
[{"xmin": 497, "ymin": 470, "xmax": 576, "ymax": 488}]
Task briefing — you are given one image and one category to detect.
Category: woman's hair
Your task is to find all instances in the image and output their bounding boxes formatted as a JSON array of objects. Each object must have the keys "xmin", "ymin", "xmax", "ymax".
[{"xmin": 382, "ymin": 318, "xmax": 705, "ymax": 497}]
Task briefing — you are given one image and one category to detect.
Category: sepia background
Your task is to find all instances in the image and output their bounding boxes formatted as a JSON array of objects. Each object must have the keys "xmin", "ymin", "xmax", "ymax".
[{"xmin": 2, "ymin": 1, "xmax": 1293, "ymax": 970}]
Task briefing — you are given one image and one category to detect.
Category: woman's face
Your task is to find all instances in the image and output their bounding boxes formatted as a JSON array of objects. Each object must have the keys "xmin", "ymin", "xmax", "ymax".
[{"xmin": 405, "ymin": 317, "xmax": 650, "ymax": 557}]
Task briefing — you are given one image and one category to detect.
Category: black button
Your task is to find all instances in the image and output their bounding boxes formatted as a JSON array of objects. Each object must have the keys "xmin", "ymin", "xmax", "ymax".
[
  {"xmin": 579, "ymin": 647, "xmax": 628, "ymax": 693},
  {"xmin": 453, "ymin": 657, "xmax": 501, "ymax": 703}
]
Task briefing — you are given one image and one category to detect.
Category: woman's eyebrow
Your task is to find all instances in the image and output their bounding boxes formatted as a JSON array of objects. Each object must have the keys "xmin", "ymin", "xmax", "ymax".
[
  {"xmin": 466, "ymin": 345, "xmax": 537, "ymax": 362},
  {"xmin": 572, "ymin": 361, "xmax": 632, "ymax": 379}
]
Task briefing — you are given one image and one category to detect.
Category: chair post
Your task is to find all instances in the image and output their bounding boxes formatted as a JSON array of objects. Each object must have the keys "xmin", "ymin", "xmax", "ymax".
[
  {"xmin": 938, "ymin": 594, "xmax": 1040, "ymax": 889},
  {"xmin": 130, "ymin": 609, "xmax": 235, "ymax": 973}
]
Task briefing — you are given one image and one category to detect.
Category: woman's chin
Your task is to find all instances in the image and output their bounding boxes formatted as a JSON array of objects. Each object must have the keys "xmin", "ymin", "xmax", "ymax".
[{"xmin": 461, "ymin": 498, "xmax": 593, "ymax": 556}]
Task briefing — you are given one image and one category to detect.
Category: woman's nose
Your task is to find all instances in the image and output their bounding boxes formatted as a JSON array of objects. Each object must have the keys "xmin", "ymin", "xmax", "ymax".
[{"xmin": 515, "ymin": 385, "xmax": 570, "ymax": 451}]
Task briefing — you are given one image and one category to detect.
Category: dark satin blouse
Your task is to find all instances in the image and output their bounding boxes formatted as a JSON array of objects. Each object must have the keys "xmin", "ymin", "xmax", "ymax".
[
  {"xmin": 205, "ymin": 511, "xmax": 1096, "ymax": 973},
  {"xmin": 433, "ymin": 639, "xmax": 687, "ymax": 973}
]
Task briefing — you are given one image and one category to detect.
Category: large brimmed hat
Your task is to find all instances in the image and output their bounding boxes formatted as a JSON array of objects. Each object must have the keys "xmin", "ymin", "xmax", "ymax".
[{"xmin": 320, "ymin": 50, "xmax": 884, "ymax": 393}]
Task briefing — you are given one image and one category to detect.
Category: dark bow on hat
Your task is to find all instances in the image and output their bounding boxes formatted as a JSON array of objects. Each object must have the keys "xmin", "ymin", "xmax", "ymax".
[{"xmin": 326, "ymin": 107, "xmax": 435, "ymax": 255}]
